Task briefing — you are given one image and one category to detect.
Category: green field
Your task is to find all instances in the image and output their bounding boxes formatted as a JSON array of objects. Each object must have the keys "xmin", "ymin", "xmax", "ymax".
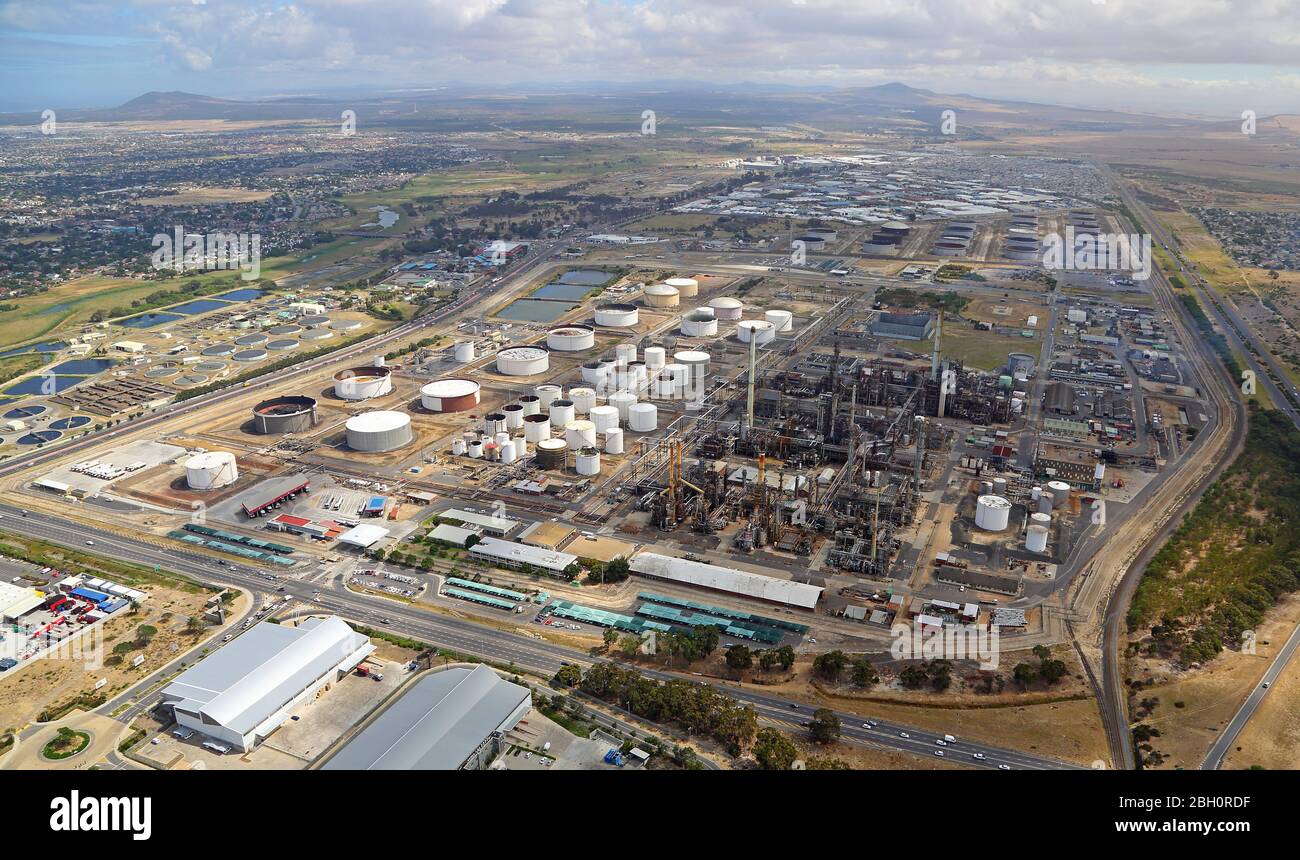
[{"xmin": 882, "ymin": 327, "xmax": 1039, "ymax": 372}]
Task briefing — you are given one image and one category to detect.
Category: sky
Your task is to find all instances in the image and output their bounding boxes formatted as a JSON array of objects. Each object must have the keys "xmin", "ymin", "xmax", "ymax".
[{"xmin": 1, "ymin": 0, "xmax": 1298, "ymax": 116}]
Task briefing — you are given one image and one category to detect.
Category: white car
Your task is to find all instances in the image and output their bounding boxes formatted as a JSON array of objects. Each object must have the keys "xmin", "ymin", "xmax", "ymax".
[
  {"xmin": 998, "ymin": 764, "xmax": 1011, "ymax": 771},
  {"xmin": 934, "ymin": 750, "xmax": 945, "ymax": 757},
  {"xmin": 935, "ymin": 739, "xmax": 947, "ymax": 746},
  {"xmin": 899, "ymin": 732, "xmax": 909, "ymax": 739},
  {"xmin": 972, "ymin": 753, "xmax": 985, "ymax": 760}
]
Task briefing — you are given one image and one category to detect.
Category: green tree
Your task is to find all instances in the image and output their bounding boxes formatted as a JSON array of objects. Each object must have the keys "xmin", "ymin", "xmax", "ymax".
[
  {"xmin": 850, "ymin": 657, "xmax": 879, "ymax": 688},
  {"xmin": 813, "ymin": 650, "xmax": 850, "ymax": 682},
  {"xmin": 726, "ymin": 645, "xmax": 753, "ymax": 672},
  {"xmin": 809, "ymin": 708, "xmax": 841, "ymax": 744},
  {"xmin": 753, "ymin": 728, "xmax": 797, "ymax": 770},
  {"xmin": 1013, "ymin": 662, "xmax": 1038, "ymax": 689},
  {"xmin": 552, "ymin": 664, "xmax": 582, "ymax": 688}
]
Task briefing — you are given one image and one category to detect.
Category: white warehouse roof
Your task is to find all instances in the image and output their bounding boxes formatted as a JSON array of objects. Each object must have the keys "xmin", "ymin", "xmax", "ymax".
[
  {"xmin": 0, "ymin": 580, "xmax": 44, "ymax": 620},
  {"xmin": 338, "ymin": 523, "xmax": 391, "ymax": 548},
  {"xmin": 469, "ymin": 536, "xmax": 576, "ymax": 573},
  {"xmin": 161, "ymin": 617, "xmax": 373, "ymax": 737},
  {"xmin": 629, "ymin": 552, "xmax": 823, "ymax": 610}
]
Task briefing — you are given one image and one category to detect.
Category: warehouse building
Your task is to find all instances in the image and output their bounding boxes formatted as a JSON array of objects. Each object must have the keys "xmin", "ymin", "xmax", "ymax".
[
  {"xmin": 322, "ymin": 664, "xmax": 531, "ymax": 770},
  {"xmin": 871, "ymin": 312, "xmax": 935, "ymax": 341},
  {"xmin": 0, "ymin": 581, "xmax": 44, "ymax": 622},
  {"xmin": 629, "ymin": 552, "xmax": 823, "ymax": 610},
  {"xmin": 469, "ymin": 537, "xmax": 577, "ymax": 576},
  {"xmin": 437, "ymin": 508, "xmax": 519, "ymax": 537},
  {"xmin": 159, "ymin": 617, "xmax": 373, "ymax": 752}
]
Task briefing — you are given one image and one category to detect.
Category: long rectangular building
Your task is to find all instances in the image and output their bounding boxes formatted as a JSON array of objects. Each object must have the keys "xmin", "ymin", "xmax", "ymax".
[
  {"xmin": 469, "ymin": 537, "xmax": 576, "ymax": 575},
  {"xmin": 160, "ymin": 616, "xmax": 373, "ymax": 752},
  {"xmin": 629, "ymin": 552, "xmax": 823, "ymax": 610}
]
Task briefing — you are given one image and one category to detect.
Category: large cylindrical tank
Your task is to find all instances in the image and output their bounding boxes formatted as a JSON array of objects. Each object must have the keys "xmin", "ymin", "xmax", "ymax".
[
  {"xmin": 681, "ymin": 310, "xmax": 718, "ymax": 337},
  {"xmin": 494, "ymin": 431, "xmax": 511, "ymax": 449},
  {"xmin": 662, "ymin": 363, "xmax": 688, "ymax": 393},
  {"xmin": 503, "ymin": 403, "xmax": 525, "ymax": 430},
  {"xmin": 1026, "ymin": 525, "xmax": 1050, "ymax": 554},
  {"xmin": 974, "ymin": 494, "xmax": 1011, "ymax": 531},
  {"xmin": 535, "ymin": 384, "xmax": 562, "ymax": 410},
  {"xmin": 992, "ymin": 477, "xmax": 1008, "ymax": 496},
  {"xmin": 643, "ymin": 283, "xmax": 680, "ymax": 308},
  {"xmin": 576, "ymin": 446, "xmax": 601, "ymax": 476},
  {"xmin": 652, "ymin": 373, "xmax": 676, "ymax": 398},
  {"xmin": 346, "ymin": 411, "xmax": 413, "ymax": 453},
  {"xmin": 628, "ymin": 402, "xmax": 658, "ymax": 432},
  {"xmin": 518, "ymin": 394, "xmax": 541, "ymax": 416},
  {"xmin": 604, "ymin": 427, "xmax": 624, "ymax": 455},
  {"xmin": 549, "ymin": 399, "xmax": 576, "ymax": 428},
  {"xmin": 710, "ymin": 297, "xmax": 743, "ymax": 320},
  {"xmin": 535, "ymin": 438, "xmax": 567, "ymax": 469},
  {"xmin": 764, "ymin": 309, "xmax": 794, "ymax": 333},
  {"xmin": 644, "ymin": 346, "xmax": 667, "ymax": 370},
  {"xmin": 184, "ymin": 451, "xmax": 239, "ymax": 490},
  {"xmin": 251, "ymin": 396, "xmax": 318, "ymax": 434},
  {"xmin": 568, "ymin": 388, "xmax": 597, "ymax": 414},
  {"xmin": 546, "ymin": 325, "xmax": 596, "ymax": 352},
  {"xmin": 500, "ymin": 440, "xmax": 517, "ymax": 465},
  {"xmin": 524, "ymin": 413, "xmax": 551, "ymax": 442},
  {"xmin": 1047, "ymin": 480, "xmax": 1071, "ymax": 508},
  {"xmin": 674, "ymin": 350, "xmax": 710, "ymax": 395},
  {"xmin": 496, "ymin": 347, "xmax": 549, "ymax": 376},
  {"xmin": 589, "ymin": 405, "xmax": 620, "ymax": 433},
  {"xmin": 564, "ymin": 420, "xmax": 597, "ymax": 448},
  {"xmin": 334, "ymin": 366, "xmax": 393, "ymax": 400},
  {"xmin": 615, "ymin": 343, "xmax": 637, "ymax": 366},
  {"xmin": 608, "ymin": 391, "xmax": 637, "ymax": 422},
  {"xmin": 420, "ymin": 379, "xmax": 481, "ymax": 413},
  {"xmin": 737, "ymin": 320, "xmax": 776, "ymax": 344},
  {"xmin": 454, "ymin": 341, "xmax": 476, "ymax": 362},
  {"xmin": 594, "ymin": 303, "xmax": 639, "ymax": 327},
  {"xmin": 665, "ymin": 277, "xmax": 698, "ymax": 298}
]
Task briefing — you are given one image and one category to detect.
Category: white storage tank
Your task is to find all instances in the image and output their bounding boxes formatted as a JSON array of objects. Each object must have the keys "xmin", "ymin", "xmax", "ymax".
[
  {"xmin": 604, "ymin": 427, "xmax": 624, "ymax": 455},
  {"xmin": 710, "ymin": 297, "xmax": 743, "ymax": 320},
  {"xmin": 1037, "ymin": 493, "xmax": 1054, "ymax": 514},
  {"xmin": 568, "ymin": 387, "xmax": 597, "ymax": 414},
  {"xmin": 549, "ymin": 399, "xmax": 576, "ymax": 428},
  {"xmin": 681, "ymin": 310, "xmax": 719, "ymax": 337},
  {"xmin": 184, "ymin": 451, "xmax": 239, "ymax": 490},
  {"xmin": 643, "ymin": 283, "xmax": 680, "ymax": 308},
  {"xmin": 468, "ymin": 438, "xmax": 484, "ymax": 459},
  {"xmin": 484, "ymin": 412, "xmax": 507, "ymax": 436},
  {"xmin": 347, "ymin": 411, "xmax": 413, "ymax": 453},
  {"xmin": 524, "ymin": 413, "xmax": 551, "ymax": 442},
  {"xmin": 453, "ymin": 341, "xmax": 476, "ymax": 362},
  {"xmin": 594, "ymin": 303, "xmax": 639, "ymax": 327},
  {"xmin": 628, "ymin": 402, "xmax": 658, "ymax": 432},
  {"xmin": 674, "ymin": 350, "xmax": 710, "ymax": 389},
  {"xmin": 1030, "ymin": 511, "xmax": 1052, "ymax": 526},
  {"xmin": 615, "ymin": 343, "xmax": 637, "ymax": 365},
  {"xmin": 652, "ymin": 373, "xmax": 676, "ymax": 398},
  {"xmin": 496, "ymin": 347, "xmax": 550, "ymax": 376},
  {"xmin": 580, "ymin": 361, "xmax": 609, "ymax": 385},
  {"xmin": 451, "ymin": 438, "xmax": 467, "ymax": 456},
  {"xmin": 421, "ymin": 379, "xmax": 482, "ymax": 413},
  {"xmin": 576, "ymin": 446, "xmax": 601, "ymax": 476},
  {"xmin": 589, "ymin": 405, "xmax": 620, "ymax": 433},
  {"xmin": 1026, "ymin": 524, "xmax": 1050, "ymax": 554},
  {"xmin": 644, "ymin": 346, "xmax": 667, "ymax": 370},
  {"xmin": 1047, "ymin": 480, "xmax": 1071, "ymax": 508},
  {"xmin": 565, "ymin": 420, "xmax": 597, "ymax": 448},
  {"xmin": 662, "ymin": 363, "xmax": 688, "ymax": 393},
  {"xmin": 974, "ymin": 494, "xmax": 1011, "ymax": 531},
  {"xmin": 992, "ymin": 477, "xmax": 1008, "ymax": 496},
  {"xmin": 518, "ymin": 394, "xmax": 541, "ymax": 416},
  {"xmin": 665, "ymin": 277, "xmax": 699, "ymax": 298},
  {"xmin": 764, "ymin": 309, "xmax": 794, "ymax": 333},
  {"xmin": 535, "ymin": 384, "xmax": 562, "ymax": 410},
  {"xmin": 737, "ymin": 320, "xmax": 776, "ymax": 345},
  {"xmin": 334, "ymin": 366, "xmax": 393, "ymax": 400},
  {"xmin": 495, "ymin": 431, "xmax": 511, "ymax": 449},
  {"xmin": 502, "ymin": 403, "xmax": 525, "ymax": 430},
  {"xmin": 546, "ymin": 325, "xmax": 596, "ymax": 352},
  {"xmin": 500, "ymin": 440, "xmax": 517, "ymax": 465},
  {"xmin": 608, "ymin": 391, "xmax": 638, "ymax": 423}
]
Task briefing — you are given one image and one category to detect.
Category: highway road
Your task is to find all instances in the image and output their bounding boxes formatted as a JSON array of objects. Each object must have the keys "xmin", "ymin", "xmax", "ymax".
[
  {"xmin": 1201, "ymin": 614, "xmax": 1300, "ymax": 769},
  {"xmin": 0, "ymin": 499, "xmax": 1085, "ymax": 770}
]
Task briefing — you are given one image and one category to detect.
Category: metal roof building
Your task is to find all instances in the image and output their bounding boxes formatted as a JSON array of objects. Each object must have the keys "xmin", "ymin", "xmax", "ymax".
[
  {"xmin": 469, "ymin": 537, "xmax": 577, "ymax": 574},
  {"xmin": 160, "ymin": 617, "xmax": 373, "ymax": 752},
  {"xmin": 322, "ymin": 665, "xmax": 530, "ymax": 770},
  {"xmin": 0, "ymin": 580, "xmax": 43, "ymax": 622},
  {"xmin": 629, "ymin": 552, "xmax": 823, "ymax": 610}
]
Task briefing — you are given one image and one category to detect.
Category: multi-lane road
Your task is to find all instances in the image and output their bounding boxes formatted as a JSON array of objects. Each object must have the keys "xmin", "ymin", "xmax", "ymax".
[{"xmin": 0, "ymin": 499, "xmax": 1084, "ymax": 770}]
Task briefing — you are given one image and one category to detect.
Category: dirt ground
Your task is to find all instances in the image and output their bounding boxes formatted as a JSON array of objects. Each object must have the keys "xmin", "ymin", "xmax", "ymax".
[
  {"xmin": 0, "ymin": 585, "xmax": 234, "ymax": 732},
  {"xmin": 1221, "ymin": 638, "xmax": 1300, "ymax": 770},
  {"xmin": 791, "ymin": 737, "xmax": 972, "ymax": 770},
  {"xmin": 1129, "ymin": 592, "xmax": 1300, "ymax": 770}
]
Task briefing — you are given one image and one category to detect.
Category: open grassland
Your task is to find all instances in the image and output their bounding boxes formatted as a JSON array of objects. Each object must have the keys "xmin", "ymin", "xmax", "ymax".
[{"xmin": 882, "ymin": 327, "xmax": 1039, "ymax": 372}]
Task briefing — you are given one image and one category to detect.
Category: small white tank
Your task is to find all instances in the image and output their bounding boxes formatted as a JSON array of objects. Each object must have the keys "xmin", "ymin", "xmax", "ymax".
[
  {"xmin": 764, "ymin": 309, "xmax": 794, "ymax": 332},
  {"xmin": 992, "ymin": 477, "xmax": 1008, "ymax": 496},
  {"xmin": 468, "ymin": 439, "xmax": 484, "ymax": 459},
  {"xmin": 608, "ymin": 391, "xmax": 638, "ymax": 422},
  {"xmin": 549, "ymin": 399, "xmax": 576, "ymax": 428},
  {"xmin": 495, "ymin": 431, "xmax": 511, "ymax": 448},
  {"xmin": 1030, "ymin": 512, "xmax": 1052, "ymax": 526},
  {"xmin": 524, "ymin": 413, "xmax": 551, "ymax": 443},
  {"xmin": 1026, "ymin": 524, "xmax": 1050, "ymax": 554},
  {"xmin": 568, "ymin": 388, "xmax": 597, "ymax": 413},
  {"xmin": 616, "ymin": 343, "xmax": 637, "ymax": 366},
  {"xmin": 452, "ymin": 438, "xmax": 467, "ymax": 456},
  {"xmin": 576, "ymin": 446, "xmax": 601, "ymax": 476},
  {"xmin": 644, "ymin": 346, "xmax": 667, "ymax": 370},
  {"xmin": 628, "ymin": 402, "xmax": 658, "ymax": 432},
  {"xmin": 535, "ymin": 384, "xmax": 562, "ymax": 410},
  {"xmin": 604, "ymin": 427, "xmax": 624, "ymax": 455},
  {"xmin": 565, "ymin": 420, "xmax": 597, "ymax": 448},
  {"xmin": 518, "ymin": 395, "xmax": 541, "ymax": 416},
  {"xmin": 500, "ymin": 440, "xmax": 517, "ymax": 465},
  {"xmin": 454, "ymin": 341, "xmax": 476, "ymax": 362},
  {"xmin": 975, "ymin": 494, "xmax": 1011, "ymax": 531},
  {"xmin": 503, "ymin": 404, "xmax": 525, "ymax": 430},
  {"xmin": 589, "ymin": 405, "xmax": 620, "ymax": 432},
  {"xmin": 1047, "ymin": 480, "xmax": 1071, "ymax": 508}
]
